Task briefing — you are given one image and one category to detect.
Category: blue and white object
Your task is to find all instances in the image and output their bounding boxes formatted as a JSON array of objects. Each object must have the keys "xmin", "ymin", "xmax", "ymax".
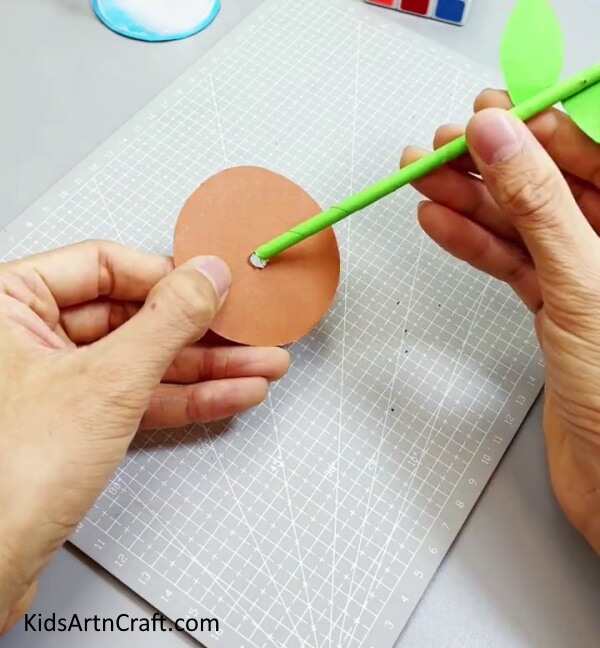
[{"xmin": 91, "ymin": 0, "xmax": 221, "ymax": 42}]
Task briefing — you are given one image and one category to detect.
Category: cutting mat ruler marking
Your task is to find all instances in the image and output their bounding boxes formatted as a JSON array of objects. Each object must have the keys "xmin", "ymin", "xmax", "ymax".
[{"xmin": 0, "ymin": 0, "xmax": 545, "ymax": 646}]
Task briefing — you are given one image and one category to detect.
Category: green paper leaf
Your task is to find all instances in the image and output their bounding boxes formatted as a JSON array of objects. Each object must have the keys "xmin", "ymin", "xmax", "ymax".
[
  {"xmin": 500, "ymin": 0, "xmax": 564, "ymax": 105},
  {"xmin": 563, "ymin": 82, "xmax": 600, "ymax": 143}
]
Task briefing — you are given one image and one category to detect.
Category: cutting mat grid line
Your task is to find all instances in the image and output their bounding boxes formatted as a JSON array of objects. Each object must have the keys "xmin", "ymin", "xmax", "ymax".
[{"xmin": 1, "ymin": 1, "xmax": 545, "ymax": 647}]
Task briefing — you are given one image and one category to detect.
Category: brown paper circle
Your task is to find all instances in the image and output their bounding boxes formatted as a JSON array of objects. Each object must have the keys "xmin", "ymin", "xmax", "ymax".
[{"xmin": 173, "ymin": 166, "xmax": 340, "ymax": 347}]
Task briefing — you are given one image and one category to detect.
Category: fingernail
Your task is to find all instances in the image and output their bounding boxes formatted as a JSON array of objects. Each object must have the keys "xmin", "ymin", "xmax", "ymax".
[
  {"xmin": 468, "ymin": 109, "xmax": 525, "ymax": 165},
  {"xmin": 193, "ymin": 256, "xmax": 231, "ymax": 298}
]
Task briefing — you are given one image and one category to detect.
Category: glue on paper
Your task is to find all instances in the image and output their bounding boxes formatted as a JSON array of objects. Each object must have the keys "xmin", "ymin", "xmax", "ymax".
[{"xmin": 91, "ymin": 0, "xmax": 221, "ymax": 42}]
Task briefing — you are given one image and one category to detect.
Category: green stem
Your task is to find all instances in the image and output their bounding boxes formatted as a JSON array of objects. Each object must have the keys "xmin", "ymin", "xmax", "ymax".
[{"xmin": 253, "ymin": 61, "xmax": 600, "ymax": 263}]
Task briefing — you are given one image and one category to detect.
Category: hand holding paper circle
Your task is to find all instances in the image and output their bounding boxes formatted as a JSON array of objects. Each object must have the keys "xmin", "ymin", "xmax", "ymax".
[{"xmin": 0, "ymin": 241, "xmax": 289, "ymax": 632}]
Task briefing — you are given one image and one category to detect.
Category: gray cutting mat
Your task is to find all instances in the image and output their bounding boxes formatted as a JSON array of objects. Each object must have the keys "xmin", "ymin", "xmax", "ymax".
[{"xmin": 0, "ymin": 0, "xmax": 545, "ymax": 646}]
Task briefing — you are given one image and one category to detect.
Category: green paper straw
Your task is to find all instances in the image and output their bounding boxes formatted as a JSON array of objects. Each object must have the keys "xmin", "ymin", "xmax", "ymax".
[{"xmin": 253, "ymin": 62, "xmax": 600, "ymax": 264}]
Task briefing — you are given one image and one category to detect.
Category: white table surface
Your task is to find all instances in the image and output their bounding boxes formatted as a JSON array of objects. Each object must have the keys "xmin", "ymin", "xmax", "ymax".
[{"xmin": 1, "ymin": 1, "xmax": 600, "ymax": 647}]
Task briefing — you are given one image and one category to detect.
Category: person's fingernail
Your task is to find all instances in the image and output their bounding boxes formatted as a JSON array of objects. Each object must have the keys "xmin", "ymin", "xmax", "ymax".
[
  {"xmin": 439, "ymin": 123, "xmax": 463, "ymax": 132},
  {"xmin": 193, "ymin": 256, "xmax": 231, "ymax": 298},
  {"xmin": 468, "ymin": 109, "xmax": 525, "ymax": 165}
]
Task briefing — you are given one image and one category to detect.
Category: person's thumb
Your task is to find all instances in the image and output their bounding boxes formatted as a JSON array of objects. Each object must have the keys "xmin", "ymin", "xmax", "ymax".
[
  {"xmin": 90, "ymin": 255, "xmax": 231, "ymax": 392},
  {"xmin": 466, "ymin": 108, "xmax": 600, "ymax": 292}
]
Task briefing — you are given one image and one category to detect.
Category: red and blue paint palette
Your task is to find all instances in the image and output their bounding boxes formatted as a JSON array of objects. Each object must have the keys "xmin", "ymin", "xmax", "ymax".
[{"xmin": 365, "ymin": 0, "xmax": 472, "ymax": 26}]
